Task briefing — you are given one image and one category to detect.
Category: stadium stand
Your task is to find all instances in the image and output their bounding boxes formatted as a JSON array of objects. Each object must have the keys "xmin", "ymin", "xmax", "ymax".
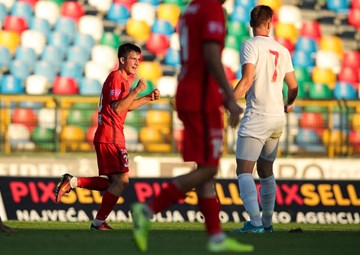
[
  {"xmin": 52, "ymin": 76, "xmax": 78, "ymax": 95},
  {"xmin": 34, "ymin": 0, "xmax": 60, "ymax": 26},
  {"xmin": 11, "ymin": 1, "xmax": 33, "ymax": 24},
  {"xmin": 9, "ymin": 59, "xmax": 31, "ymax": 80},
  {"xmin": 21, "ymin": 29, "xmax": 46, "ymax": 55},
  {"xmin": 3, "ymin": 15, "xmax": 28, "ymax": 34},
  {"xmin": 106, "ymin": 2, "xmax": 130, "ymax": 24},
  {"xmin": 0, "ymin": 30, "xmax": 20, "ymax": 54},
  {"xmin": 0, "ymin": 74, "xmax": 24, "ymax": 94},
  {"xmin": 25, "ymin": 74, "xmax": 49, "ymax": 95},
  {"xmin": 0, "ymin": 0, "xmax": 359, "ymax": 156},
  {"xmin": 0, "ymin": 45, "xmax": 11, "ymax": 71},
  {"xmin": 34, "ymin": 60, "xmax": 56, "ymax": 83},
  {"xmin": 100, "ymin": 31, "xmax": 122, "ymax": 49},
  {"xmin": 15, "ymin": 46, "xmax": 37, "ymax": 68},
  {"xmin": 131, "ymin": 2, "xmax": 156, "ymax": 26},
  {"xmin": 60, "ymin": 1, "xmax": 85, "ymax": 22}
]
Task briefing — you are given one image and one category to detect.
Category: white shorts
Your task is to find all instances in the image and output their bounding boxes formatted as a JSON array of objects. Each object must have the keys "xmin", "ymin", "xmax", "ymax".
[{"xmin": 236, "ymin": 111, "xmax": 284, "ymax": 162}]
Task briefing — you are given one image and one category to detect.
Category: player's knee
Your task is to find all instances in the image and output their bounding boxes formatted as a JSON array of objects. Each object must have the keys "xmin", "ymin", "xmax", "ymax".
[
  {"xmin": 109, "ymin": 175, "xmax": 129, "ymax": 187},
  {"xmin": 121, "ymin": 177, "xmax": 130, "ymax": 187}
]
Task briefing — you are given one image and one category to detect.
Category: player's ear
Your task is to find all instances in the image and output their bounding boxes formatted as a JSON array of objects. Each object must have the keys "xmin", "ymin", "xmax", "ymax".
[
  {"xmin": 267, "ymin": 19, "xmax": 272, "ymax": 30},
  {"xmin": 120, "ymin": 57, "xmax": 125, "ymax": 64}
]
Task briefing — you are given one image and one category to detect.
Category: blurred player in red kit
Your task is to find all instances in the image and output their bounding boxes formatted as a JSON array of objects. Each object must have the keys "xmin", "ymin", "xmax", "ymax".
[
  {"xmin": 131, "ymin": 0, "xmax": 254, "ymax": 253},
  {"xmin": 55, "ymin": 43, "xmax": 160, "ymax": 230}
]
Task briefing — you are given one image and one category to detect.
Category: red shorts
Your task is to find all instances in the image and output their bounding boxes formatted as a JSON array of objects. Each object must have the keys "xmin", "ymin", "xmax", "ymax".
[
  {"xmin": 178, "ymin": 109, "xmax": 224, "ymax": 167},
  {"xmin": 94, "ymin": 142, "xmax": 129, "ymax": 176}
]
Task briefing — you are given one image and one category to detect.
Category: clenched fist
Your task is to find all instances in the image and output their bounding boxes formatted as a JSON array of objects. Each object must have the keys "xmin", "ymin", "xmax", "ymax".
[
  {"xmin": 134, "ymin": 78, "xmax": 147, "ymax": 94},
  {"xmin": 149, "ymin": 89, "xmax": 160, "ymax": 101}
]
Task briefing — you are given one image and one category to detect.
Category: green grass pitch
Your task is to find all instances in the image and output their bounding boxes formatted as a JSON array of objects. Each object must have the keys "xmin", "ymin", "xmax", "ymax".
[{"xmin": 0, "ymin": 221, "xmax": 359, "ymax": 255}]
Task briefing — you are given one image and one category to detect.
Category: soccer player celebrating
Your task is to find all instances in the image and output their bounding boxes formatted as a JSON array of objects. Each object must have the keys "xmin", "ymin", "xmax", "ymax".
[
  {"xmin": 232, "ymin": 5, "xmax": 298, "ymax": 233},
  {"xmin": 131, "ymin": 0, "xmax": 254, "ymax": 253},
  {"xmin": 54, "ymin": 43, "xmax": 160, "ymax": 230}
]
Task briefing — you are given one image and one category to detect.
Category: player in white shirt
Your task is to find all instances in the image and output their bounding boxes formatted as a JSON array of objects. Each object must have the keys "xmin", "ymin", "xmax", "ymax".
[{"xmin": 232, "ymin": 5, "xmax": 298, "ymax": 233}]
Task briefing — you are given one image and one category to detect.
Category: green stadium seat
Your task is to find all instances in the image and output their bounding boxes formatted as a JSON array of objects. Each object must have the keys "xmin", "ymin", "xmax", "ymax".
[
  {"xmin": 303, "ymin": 106, "xmax": 328, "ymax": 114},
  {"xmin": 308, "ymin": 83, "xmax": 333, "ymax": 99},
  {"xmin": 46, "ymin": 0, "xmax": 65, "ymax": 6},
  {"xmin": 31, "ymin": 126, "xmax": 56, "ymax": 150},
  {"xmin": 72, "ymin": 102, "xmax": 98, "ymax": 110},
  {"xmin": 225, "ymin": 34, "xmax": 241, "ymax": 51},
  {"xmin": 163, "ymin": 0, "xmax": 186, "ymax": 7},
  {"xmin": 294, "ymin": 67, "xmax": 311, "ymax": 83},
  {"xmin": 126, "ymin": 110, "xmax": 145, "ymax": 131},
  {"xmin": 67, "ymin": 109, "xmax": 94, "ymax": 130},
  {"xmin": 227, "ymin": 21, "xmax": 250, "ymax": 40},
  {"xmin": 100, "ymin": 32, "xmax": 121, "ymax": 49}
]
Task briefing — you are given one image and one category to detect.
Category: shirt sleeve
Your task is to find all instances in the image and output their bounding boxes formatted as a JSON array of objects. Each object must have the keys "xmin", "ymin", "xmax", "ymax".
[
  {"xmin": 284, "ymin": 49, "xmax": 294, "ymax": 73},
  {"xmin": 107, "ymin": 74, "xmax": 123, "ymax": 102},
  {"xmin": 202, "ymin": 4, "xmax": 225, "ymax": 42},
  {"xmin": 241, "ymin": 41, "xmax": 257, "ymax": 65}
]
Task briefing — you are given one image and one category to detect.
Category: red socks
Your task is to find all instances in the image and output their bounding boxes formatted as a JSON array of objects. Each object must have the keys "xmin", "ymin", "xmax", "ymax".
[
  {"xmin": 95, "ymin": 191, "xmax": 119, "ymax": 221},
  {"xmin": 198, "ymin": 197, "xmax": 222, "ymax": 236},
  {"xmin": 148, "ymin": 182, "xmax": 185, "ymax": 213},
  {"xmin": 77, "ymin": 177, "xmax": 109, "ymax": 191}
]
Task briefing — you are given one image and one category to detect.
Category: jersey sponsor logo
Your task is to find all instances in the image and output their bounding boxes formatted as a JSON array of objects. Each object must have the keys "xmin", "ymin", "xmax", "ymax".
[
  {"xmin": 184, "ymin": 4, "xmax": 199, "ymax": 14},
  {"xmin": 207, "ymin": 21, "xmax": 223, "ymax": 34},
  {"xmin": 110, "ymin": 89, "xmax": 121, "ymax": 97}
]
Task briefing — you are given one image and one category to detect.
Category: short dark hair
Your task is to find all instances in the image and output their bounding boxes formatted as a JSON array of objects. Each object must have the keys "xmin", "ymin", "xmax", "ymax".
[
  {"xmin": 117, "ymin": 43, "xmax": 141, "ymax": 59},
  {"xmin": 250, "ymin": 5, "xmax": 273, "ymax": 28}
]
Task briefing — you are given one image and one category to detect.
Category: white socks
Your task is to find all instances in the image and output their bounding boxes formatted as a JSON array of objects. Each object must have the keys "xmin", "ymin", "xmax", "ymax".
[
  {"xmin": 92, "ymin": 219, "xmax": 104, "ymax": 227},
  {"xmin": 143, "ymin": 204, "xmax": 154, "ymax": 219},
  {"xmin": 259, "ymin": 175, "xmax": 276, "ymax": 228},
  {"xmin": 237, "ymin": 173, "xmax": 262, "ymax": 226},
  {"xmin": 209, "ymin": 232, "xmax": 226, "ymax": 243},
  {"xmin": 70, "ymin": 177, "xmax": 78, "ymax": 189}
]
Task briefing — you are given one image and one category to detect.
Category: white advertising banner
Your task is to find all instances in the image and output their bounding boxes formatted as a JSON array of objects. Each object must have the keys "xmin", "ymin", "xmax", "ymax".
[{"xmin": 0, "ymin": 156, "xmax": 360, "ymax": 180}]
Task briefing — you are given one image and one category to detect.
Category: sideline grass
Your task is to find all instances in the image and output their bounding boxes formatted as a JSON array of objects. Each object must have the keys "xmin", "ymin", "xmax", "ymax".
[{"xmin": 0, "ymin": 221, "xmax": 359, "ymax": 255}]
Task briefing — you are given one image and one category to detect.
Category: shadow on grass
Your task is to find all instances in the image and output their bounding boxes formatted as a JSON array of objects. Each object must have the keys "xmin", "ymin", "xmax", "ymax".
[{"xmin": 1, "ymin": 222, "xmax": 359, "ymax": 255}]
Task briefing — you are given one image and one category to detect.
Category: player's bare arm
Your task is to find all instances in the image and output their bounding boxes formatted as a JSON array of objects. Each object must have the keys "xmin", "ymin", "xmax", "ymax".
[
  {"xmin": 111, "ymin": 78, "xmax": 147, "ymax": 114},
  {"xmin": 203, "ymin": 42, "xmax": 234, "ymax": 103},
  {"xmin": 128, "ymin": 88, "xmax": 160, "ymax": 111},
  {"xmin": 203, "ymin": 42, "xmax": 243, "ymax": 128},
  {"xmin": 284, "ymin": 71, "xmax": 298, "ymax": 113},
  {"xmin": 233, "ymin": 63, "xmax": 255, "ymax": 100}
]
